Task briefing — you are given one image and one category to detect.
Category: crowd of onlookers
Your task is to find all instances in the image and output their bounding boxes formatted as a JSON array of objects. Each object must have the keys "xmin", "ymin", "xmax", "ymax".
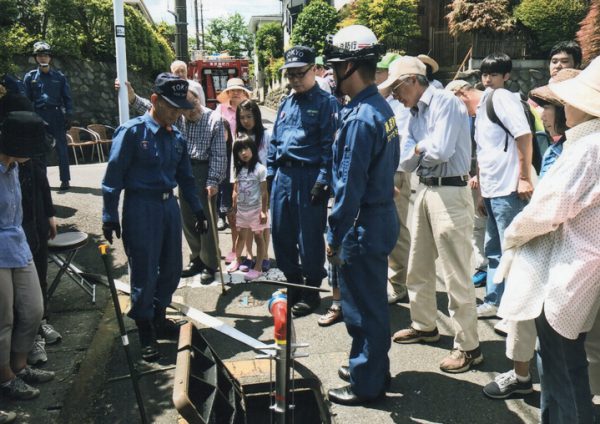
[{"xmin": 2, "ymin": 31, "xmax": 600, "ymax": 423}]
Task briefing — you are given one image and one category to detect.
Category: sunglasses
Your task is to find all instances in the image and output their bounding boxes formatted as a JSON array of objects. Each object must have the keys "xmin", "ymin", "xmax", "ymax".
[{"xmin": 286, "ymin": 67, "xmax": 312, "ymax": 80}]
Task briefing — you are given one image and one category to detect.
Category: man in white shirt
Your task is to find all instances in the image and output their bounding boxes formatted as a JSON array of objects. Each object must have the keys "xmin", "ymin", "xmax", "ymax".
[
  {"xmin": 474, "ymin": 53, "xmax": 533, "ymax": 322},
  {"xmin": 381, "ymin": 57, "xmax": 481, "ymax": 373}
]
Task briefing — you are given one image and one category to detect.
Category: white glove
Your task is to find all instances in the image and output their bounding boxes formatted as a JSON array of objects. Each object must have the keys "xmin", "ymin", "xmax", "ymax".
[{"xmin": 494, "ymin": 248, "xmax": 515, "ymax": 284}]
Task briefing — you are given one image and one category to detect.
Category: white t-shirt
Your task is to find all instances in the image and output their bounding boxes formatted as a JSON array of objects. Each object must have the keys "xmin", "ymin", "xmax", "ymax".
[
  {"xmin": 316, "ymin": 76, "xmax": 332, "ymax": 94},
  {"xmin": 475, "ymin": 88, "xmax": 531, "ymax": 198},
  {"xmin": 236, "ymin": 162, "xmax": 266, "ymax": 211}
]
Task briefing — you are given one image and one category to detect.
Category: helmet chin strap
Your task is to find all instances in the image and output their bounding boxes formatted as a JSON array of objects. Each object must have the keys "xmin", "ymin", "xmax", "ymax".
[{"xmin": 333, "ymin": 62, "xmax": 360, "ymax": 97}]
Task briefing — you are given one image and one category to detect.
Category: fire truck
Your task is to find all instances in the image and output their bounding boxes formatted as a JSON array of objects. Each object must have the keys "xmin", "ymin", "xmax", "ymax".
[{"xmin": 188, "ymin": 51, "xmax": 250, "ymax": 109}]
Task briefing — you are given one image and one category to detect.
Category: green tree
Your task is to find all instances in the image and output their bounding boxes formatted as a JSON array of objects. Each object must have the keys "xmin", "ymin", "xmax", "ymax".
[
  {"xmin": 0, "ymin": 0, "xmax": 34, "ymax": 74},
  {"xmin": 291, "ymin": 0, "xmax": 338, "ymax": 54},
  {"xmin": 514, "ymin": 0, "xmax": 588, "ymax": 52},
  {"xmin": 352, "ymin": 0, "xmax": 420, "ymax": 49},
  {"xmin": 447, "ymin": 0, "xmax": 516, "ymax": 37},
  {"xmin": 577, "ymin": 0, "xmax": 600, "ymax": 65},
  {"xmin": 205, "ymin": 13, "xmax": 253, "ymax": 57},
  {"xmin": 255, "ymin": 22, "xmax": 283, "ymax": 78}
]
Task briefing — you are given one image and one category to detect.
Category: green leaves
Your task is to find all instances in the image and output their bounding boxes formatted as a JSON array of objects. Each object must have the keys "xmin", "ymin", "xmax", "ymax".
[
  {"xmin": 291, "ymin": 0, "xmax": 338, "ymax": 54},
  {"xmin": 514, "ymin": 0, "xmax": 587, "ymax": 52},
  {"xmin": 205, "ymin": 13, "xmax": 253, "ymax": 58},
  {"xmin": 255, "ymin": 22, "xmax": 284, "ymax": 85}
]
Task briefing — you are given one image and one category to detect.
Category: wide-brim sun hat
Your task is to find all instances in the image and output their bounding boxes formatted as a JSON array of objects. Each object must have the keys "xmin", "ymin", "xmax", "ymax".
[
  {"xmin": 529, "ymin": 68, "xmax": 581, "ymax": 107},
  {"xmin": 378, "ymin": 56, "xmax": 426, "ymax": 90},
  {"xmin": 217, "ymin": 77, "xmax": 251, "ymax": 104},
  {"xmin": 417, "ymin": 54, "xmax": 439, "ymax": 73},
  {"xmin": 549, "ymin": 56, "xmax": 600, "ymax": 118}
]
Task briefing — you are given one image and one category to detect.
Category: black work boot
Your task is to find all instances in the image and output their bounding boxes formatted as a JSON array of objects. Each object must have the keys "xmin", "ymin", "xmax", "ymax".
[
  {"xmin": 153, "ymin": 307, "xmax": 187, "ymax": 340},
  {"xmin": 135, "ymin": 320, "xmax": 160, "ymax": 362},
  {"xmin": 181, "ymin": 257, "xmax": 204, "ymax": 278},
  {"xmin": 291, "ymin": 289, "xmax": 321, "ymax": 317}
]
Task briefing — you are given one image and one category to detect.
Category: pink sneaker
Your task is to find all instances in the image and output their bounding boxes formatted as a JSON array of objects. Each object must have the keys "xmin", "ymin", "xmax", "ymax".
[
  {"xmin": 225, "ymin": 251, "xmax": 237, "ymax": 264},
  {"xmin": 244, "ymin": 269, "xmax": 263, "ymax": 281},
  {"xmin": 226, "ymin": 260, "xmax": 240, "ymax": 272}
]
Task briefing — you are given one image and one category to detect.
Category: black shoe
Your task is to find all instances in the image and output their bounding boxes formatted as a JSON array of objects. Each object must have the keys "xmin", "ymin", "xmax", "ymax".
[
  {"xmin": 327, "ymin": 385, "xmax": 384, "ymax": 406},
  {"xmin": 338, "ymin": 365, "xmax": 351, "ymax": 382},
  {"xmin": 338, "ymin": 365, "xmax": 391, "ymax": 388},
  {"xmin": 136, "ymin": 320, "xmax": 160, "ymax": 362},
  {"xmin": 59, "ymin": 181, "xmax": 70, "ymax": 191},
  {"xmin": 291, "ymin": 291, "xmax": 321, "ymax": 317},
  {"xmin": 217, "ymin": 217, "xmax": 228, "ymax": 230},
  {"xmin": 153, "ymin": 307, "xmax": 187, "ymax": 340},
  {"xmin": 200, "ymin": 268, "xmax": 215, "ymax": 284},
  {"xmin": 181, "ymin": 258, "xmax": 204, "ymax": 278}
]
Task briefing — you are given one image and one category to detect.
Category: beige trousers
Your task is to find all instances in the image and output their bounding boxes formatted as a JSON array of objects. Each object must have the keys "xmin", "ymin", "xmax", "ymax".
[
  {"xmin": 407, "ymin": 184, "xmax": 479, "ymax": 351},
  {"xmin": 388, "ymin": 172, "xmax": 412, "ymax": 296},
  {"xmin": 0, "ymin": 262, "xmax": 43, "ymax": 366},
  {"xmin": 471, "ymin": 187, "xmax": 488, "ymax": 271}
]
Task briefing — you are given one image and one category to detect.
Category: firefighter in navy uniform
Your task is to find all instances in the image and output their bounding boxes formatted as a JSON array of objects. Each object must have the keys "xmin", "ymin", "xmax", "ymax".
[
  {"xmin": 324, "ymin": 25, "xmax": 400, "ymax": 405},
  {"xmin": 267, "ymin": 46, "xmax": 339, "ymax": 316},
  {"xmin": 23, "ymin": 42, "xmax": 73, "ymax": 190},
  {"xmin": 102, "ymin": 73, "xmax": 208, "ymax": 362}
]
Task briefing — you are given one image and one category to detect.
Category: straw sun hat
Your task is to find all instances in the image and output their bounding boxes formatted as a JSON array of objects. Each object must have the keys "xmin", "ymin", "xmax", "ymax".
[
  {"xmin": 549, "ymin": 57, "xmax": 600, "ymax": 118},
  {"xmin": 216, "ymin": 78, "xmax": 251, "ymax": 104},
  {"xmin": 529, "ymin": 68, "xmax": 581, "ymax": 107}
]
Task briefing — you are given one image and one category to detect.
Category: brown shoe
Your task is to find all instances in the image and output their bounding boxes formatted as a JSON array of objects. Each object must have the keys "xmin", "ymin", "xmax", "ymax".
[
  {"xmin": 318, "ymin": 305, "xmax": 342, "ymax": 327},
  {"xmin": 439, "ymin": 347, "xmax": 483, "ymax": 373},
  {"xmin": 392, "ymin": 326, "xmax": 440, "ymax": 344}
]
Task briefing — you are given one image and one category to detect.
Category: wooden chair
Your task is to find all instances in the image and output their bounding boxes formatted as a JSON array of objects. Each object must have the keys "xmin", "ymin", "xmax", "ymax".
[
  {"xmin": 67, "ymin": 127, "xmax": 102, "ymax": 164},
  {"xmin": 87, "ymin": 124, "xmax": 115, "ymax": 161}
]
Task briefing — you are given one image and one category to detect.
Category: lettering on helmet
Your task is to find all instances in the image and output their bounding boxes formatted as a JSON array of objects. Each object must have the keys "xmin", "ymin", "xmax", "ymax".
[{"xmin": 337, "ymin": 41, "xmax": 358, "ymax": 51}]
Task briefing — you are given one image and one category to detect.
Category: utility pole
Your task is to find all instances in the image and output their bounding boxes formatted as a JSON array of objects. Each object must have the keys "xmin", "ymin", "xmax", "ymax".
[
  {"xmin": 175, "ymin": 0, "xmax": 189, "ymax": 62},
  {"xmin": 194, "ymin": 0, "xmax": 199, "ymax": 50},
  {"xmin": 200, "ymin": 0, "xmax": 205, "ymax": 51}
]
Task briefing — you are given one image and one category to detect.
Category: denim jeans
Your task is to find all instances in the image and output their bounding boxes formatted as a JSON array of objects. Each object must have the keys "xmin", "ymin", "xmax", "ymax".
[
  {"xmin": 483, "ymin": 192, "xmax": 527, "ymax": 306},
  {"xmin": 536, "ymin": 309, "xmax": 594, "ymax": 424}
]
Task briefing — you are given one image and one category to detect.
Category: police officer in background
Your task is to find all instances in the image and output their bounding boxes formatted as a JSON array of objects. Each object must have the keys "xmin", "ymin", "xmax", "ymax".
[
  {"xmin": 23, "ymin": 42, "xmax": 73, "ymax": 191},
  {"xmin": 102, "ymin": 73, "xmax": 208, "ymax": 362},
  {"xmin": 324, "ymin": 25, "xmax": 400, "ymax": 405},
  {"xmin": 267, "ymin": 46, "xmax": 339, "ymax": 316}
]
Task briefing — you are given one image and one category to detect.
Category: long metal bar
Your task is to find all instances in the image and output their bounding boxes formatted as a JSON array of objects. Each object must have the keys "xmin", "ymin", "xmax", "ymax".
[{"xmin": 207, "ymin": 197, "xmax": 227, "ymax": 294}]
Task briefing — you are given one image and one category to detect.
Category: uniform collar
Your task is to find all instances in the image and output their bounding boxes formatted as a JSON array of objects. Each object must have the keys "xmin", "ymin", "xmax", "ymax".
[
  {"xmin": 142, "ymin": 112, "xmax": 162, "ymax": 135},
  {"xmin": 293, "ymin": 83, "xmax": 320, "ymax": 99},
  {"xmin": 347, "ymin": 84, "xmax": 378, "ymax": 107},
  {"xmin": 0, "ymin": 161, "xmax": 16, "ymax": 174}
]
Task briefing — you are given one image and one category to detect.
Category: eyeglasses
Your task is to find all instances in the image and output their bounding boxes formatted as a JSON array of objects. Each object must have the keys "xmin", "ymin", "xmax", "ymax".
[
  {"xmin": 286, "ymin": 67, "xmax": 312, "ymax": 80},
  {"xmin": 391, "ymin": 77, "xmax": 411, "ymax": 96}
]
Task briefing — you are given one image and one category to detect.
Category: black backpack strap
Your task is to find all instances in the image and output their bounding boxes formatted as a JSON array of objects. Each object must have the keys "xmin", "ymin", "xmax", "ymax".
[{"xmin": 486, "ymin": 89, "xmax": 511, "ymax": 152}]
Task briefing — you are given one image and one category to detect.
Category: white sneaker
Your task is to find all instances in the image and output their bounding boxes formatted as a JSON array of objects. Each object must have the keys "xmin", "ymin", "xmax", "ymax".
[
  {"xmin": 494, "ymin": 319, "xmax": 510, "ymax": 337},
  {"xmin": 40, "ymin": 320, "xmax": 62, "ymax": 345},
  {"xmin": 476, "ymin": 303, "xmax": 498, "ymax": 318},
  {"xmin": 27, "ymin": 335, "xmax": 47, "ymax": 366}
]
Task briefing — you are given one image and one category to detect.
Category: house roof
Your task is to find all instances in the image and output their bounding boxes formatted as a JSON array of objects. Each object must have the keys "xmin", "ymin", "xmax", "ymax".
[
  {"xmin": 124, "ymin": 0, "xmax": 154, "ymax": 25},
  {"xmin": 248, "ymin": 14, "xmax": 283, "ymax": 33}
]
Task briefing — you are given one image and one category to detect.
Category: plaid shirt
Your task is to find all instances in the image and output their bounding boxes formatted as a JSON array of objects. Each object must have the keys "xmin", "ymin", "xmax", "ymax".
[
  {"xmin": 130, "ymin": 95, "xmax": 226, "ymax": 187},
  {"xmin": 178, "ymin": 107, "xmax": 227, "ymax": 187}
]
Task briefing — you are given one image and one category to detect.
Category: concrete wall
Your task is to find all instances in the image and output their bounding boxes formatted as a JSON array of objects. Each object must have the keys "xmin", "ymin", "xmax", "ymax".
[{"xmin": 14, "ymin": 55, "xmax": 155, "ymax": 128}]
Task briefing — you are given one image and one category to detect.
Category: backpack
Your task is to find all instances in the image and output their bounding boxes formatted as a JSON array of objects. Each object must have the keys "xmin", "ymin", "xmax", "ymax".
[{"xmin": 485, "ymin": 89, "xmax": 544, "ymax": 174}]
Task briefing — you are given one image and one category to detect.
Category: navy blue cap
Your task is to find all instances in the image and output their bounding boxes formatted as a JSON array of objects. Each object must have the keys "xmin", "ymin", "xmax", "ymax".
[
  {"xmin": 153, "ymin": 73, "xmax": 193, "ymax": 109},
  {"xmin": 280, "ymin": 46, "xmax": 316, "ymax": 70}
]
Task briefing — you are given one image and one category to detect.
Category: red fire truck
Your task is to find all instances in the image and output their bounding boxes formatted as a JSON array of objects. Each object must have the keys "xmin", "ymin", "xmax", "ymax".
[{"xmin": 187, "ymin": 53, "xmax": 250, "ymax": 109}]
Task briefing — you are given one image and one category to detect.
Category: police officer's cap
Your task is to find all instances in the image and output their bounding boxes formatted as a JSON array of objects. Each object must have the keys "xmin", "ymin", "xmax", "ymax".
[
  {"xmin": 33, "ymin": 41, "xmax": 52, "ymax": 56},
  {"xmin": 280, "ymin": 46, "xmax": 316, "ymax": 70},
  {"xmin": 153, "ymin": 73, "xmax": 194, "ymax": 109},
  {"xmin": 0, "ymin": 111, "xmax": 50, "ymax": 158}
]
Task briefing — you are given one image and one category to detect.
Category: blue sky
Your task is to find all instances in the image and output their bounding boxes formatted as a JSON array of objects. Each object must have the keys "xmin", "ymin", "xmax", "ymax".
[{"xmin": 144, "ymin": 0, "xmax": 281, "ymax": 28}]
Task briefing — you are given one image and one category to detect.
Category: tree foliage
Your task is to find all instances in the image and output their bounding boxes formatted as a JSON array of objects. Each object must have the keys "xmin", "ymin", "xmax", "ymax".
[
  {"xmin": 577, "ymin": 0, "xmax": 600, "ymax": 65},
  {"xmin": 447, "ymin": 0, "xmax": 516, "ymax": 37},
  {"xmin": 255, "ymin": 22, "xmax": 284, "ymax": 78},
  {"xmin": 351, "ymin": 0, "xmax": 420, "ymax": 49},
  {"xmin": 514, "ymin": 0, "xmax": 588, "ymax": 53},
  {"xmin": 291, "ymin": 0, "xmax": 338, "ymax": 54},
  {"xmin": 0, "ymin": 0, "xmax": 174, "ymax": 76},
  {"xmin": 205, "ymin": 13, "xmax": 253, "ymax": 57}
]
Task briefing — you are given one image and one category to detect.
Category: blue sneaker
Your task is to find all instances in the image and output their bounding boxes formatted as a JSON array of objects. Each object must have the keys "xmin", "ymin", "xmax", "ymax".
[{"xmin": 472, "ymin": 270, "xmax": 487, "ymax": 287}]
